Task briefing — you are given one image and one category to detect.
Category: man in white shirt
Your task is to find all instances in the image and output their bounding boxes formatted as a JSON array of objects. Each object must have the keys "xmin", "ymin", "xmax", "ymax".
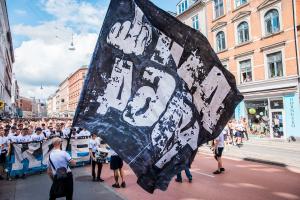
[
  {"xmin": 31, "ymin": 127, "xmax": 45, "ymax": 142},
  {"xmin": 47, "ymin": 137, "xmax": 75, "ymax": 200},
  {"xmin": 88, "ymin": 133, "xmax": 103, "ymax": 182},
  {"xmin": 77, "ymin": 128, "xmax": 90, "ymax": 138},
  {"xmin": 212, "ymin": 131, "xmax": 225, "ymax": 174},
  {"xmin": 16, "ymin": 128, "xmax": 31, "ymax": 143}
]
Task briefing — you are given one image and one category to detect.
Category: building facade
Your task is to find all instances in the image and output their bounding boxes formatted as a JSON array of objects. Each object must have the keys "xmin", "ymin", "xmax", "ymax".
[
  {"xmin": 203, "ymin": 0, "xmax": 300, "ymax": 139},
  {"xmin": 58, "ymin": 78, "xmax": 69, "ymax": 117},
  {"xmin": 176, "ymin": 0, "xmax": 208, "ymax": 36},
  {"xmin": 46, "ymin": 66, "xmax": 88, "ymax": 118},
  {"xmin": 17, "ymin": 96, "xmax": 32, "ymax": 118},
  {"xmin": 68, "ymin": 66, "xmax": 88, "ymax": 117},
  {"xmin": 0, "ymin": 0, "xmax": 14, "ymax": 117}
]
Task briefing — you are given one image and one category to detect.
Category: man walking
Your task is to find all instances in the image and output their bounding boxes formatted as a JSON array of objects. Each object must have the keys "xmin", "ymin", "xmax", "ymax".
[
  {"xmin": 213, "ymin": 130, "xmax": 225, "ymax": 174},
  {"xmin": 47, "ymin": 138, "xmax": 75, "ymax": 200},
  {"xmin": 89, "ymin": 133, "xmax": 103, "ymax": 182}
]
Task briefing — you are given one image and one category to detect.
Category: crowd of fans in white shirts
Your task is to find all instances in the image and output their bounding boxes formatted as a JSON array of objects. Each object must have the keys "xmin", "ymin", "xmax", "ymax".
[{"xmin": 0, "ymin": 119, "xmax": 91, "ymax": 145}]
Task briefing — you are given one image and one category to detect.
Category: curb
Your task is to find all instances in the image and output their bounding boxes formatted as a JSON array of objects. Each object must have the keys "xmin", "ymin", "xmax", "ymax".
[{"xmin": 198, "ymin": 150, "xmax": 298, "ymax": 169}]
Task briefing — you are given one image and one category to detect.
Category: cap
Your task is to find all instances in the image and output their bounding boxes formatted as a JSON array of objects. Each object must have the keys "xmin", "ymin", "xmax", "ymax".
[{"xmin": 36, "ymin": 127, "xmax": 42, "ymax": 131}]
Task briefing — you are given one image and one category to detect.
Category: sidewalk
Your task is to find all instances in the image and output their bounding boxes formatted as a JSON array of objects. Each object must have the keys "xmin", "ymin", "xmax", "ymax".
[
  {"xmin": 199, "ymin": 136, "xmax": 300, "ymax": 169},
  {"xmin": 0, "ymin": 167, "xmax": 125, "ymax": 200}
]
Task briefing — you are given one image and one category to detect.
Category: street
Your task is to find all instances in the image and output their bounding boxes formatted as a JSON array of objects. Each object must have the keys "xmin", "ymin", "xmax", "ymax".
[{"xmin": 1, "ymin": 151, "xmax": 300, "ymax": 200}]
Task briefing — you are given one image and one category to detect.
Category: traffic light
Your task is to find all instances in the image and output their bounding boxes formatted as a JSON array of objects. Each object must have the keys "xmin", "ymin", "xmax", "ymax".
[{"xmin": 0, "ymin": 100, "xmax": 4, "ymax": 110}]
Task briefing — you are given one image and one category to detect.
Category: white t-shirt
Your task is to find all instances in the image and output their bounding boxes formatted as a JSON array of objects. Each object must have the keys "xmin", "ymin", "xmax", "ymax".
[
  {"xmin": 235, "ymin": 123, "xmax": 244, "ymax": 132},
  {"xmin": 216, "ymin": 132, "xmax": 225, "ymax": 148},
  {"xmin": 78, "ymin": 130, "xmax": 91, "ymax": 137},
  {"xmin": 0, "ymin": 136, "xmax": 8, "ymax": 153},
  {"xmin": 31, "ymin": 133, "xmax": 45, "ymax": 142},
  {"xmin": 16, "ymin": 135, "xmax": 31, "ymax": 143},
  {"xmin": 88, "ymin": 138, "xmax": 100, "ymax": 153},
  {"xmin": 110, "ymin": 148, "xmax": 118, "ymax": 156},
  {"xmin": 62, "ymin": 128, "xmax": 70, "ymax": 138},
  {"xmin": 48, "ymin": 149, "xmax": 72, "ymax": 175}
]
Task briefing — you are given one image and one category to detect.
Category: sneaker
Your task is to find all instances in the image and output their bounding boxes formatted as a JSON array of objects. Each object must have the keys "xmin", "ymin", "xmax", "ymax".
[
  {"xmin": 97, "ymin": 178, "xmax": 104, "ymax": 182},
  {"xmin": 112, "ymin": 183, "xmax": 120, "ymax": 188},
  {"xmin": 121, "ymin": 182, "xmax": 126, "ymax": 188},
  {"xmin": 220, "ymin": 168, "xmax": 225, "ymax": 172},
  {"xmin": 188, "ymin": 178, "xmax": 192, "ymax": 183},
  {"xmin": 92, "ymin": 177, "xmax": 96, "ymax": 182},
  {"xmin": 175, "ymin": 178, "xmax": 182, "ymax": 183},
  {"xmin": 213, "ymin": 170, "xmax": 222, "ymax": 174},
  {"xmin": 0, "ymin": 176, "xmax": 4, "ymax": 180}
]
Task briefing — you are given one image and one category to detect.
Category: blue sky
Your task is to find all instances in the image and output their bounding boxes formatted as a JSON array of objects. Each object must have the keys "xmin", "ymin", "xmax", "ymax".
[
  {"xmin": 7, "ymin": 0, "xmax": 177, "ymax": 48},
  {"xmin": 6, "ymin": 0, "xmax": 178, "ymax": 99}
]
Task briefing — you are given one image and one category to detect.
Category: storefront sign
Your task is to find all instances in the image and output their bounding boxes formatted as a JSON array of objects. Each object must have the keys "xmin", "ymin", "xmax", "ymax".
[{"xmin": 284, "ymin": 94, "xmax": 300, "ymax": 137}]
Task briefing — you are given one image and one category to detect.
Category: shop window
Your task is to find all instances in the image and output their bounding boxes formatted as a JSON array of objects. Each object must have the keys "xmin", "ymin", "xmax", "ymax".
[
  {"xmin": 264, "ymin": 9, "xmax": 280, "ymax": 35},
  {"xmin": 239, "ymin": 59, "xmax": 252, "ymax": 83},
  {"xmin": 270, "ymin": 99, "xmax": 283, "ymax": 109},
  {"xmin": 192, "ymin": 15, "xmax": 199, "ymax": 30},
  {"xmin": 216, "ymin": 31, "xmax": 226, "ymax": 52},
  {"xmin": 235, "ymin": 0, "xmax": 247, "ymax": 8},
  {"xmin": 214, "ymin": 0, "xmax": 224, "ymax": 18},
  {"xmin": 267, "ymin": 51, "xmax": 283, "ymax": 78},
  {"xmin": 237, "ymin": 21, "xmax": 249, "ymax": 44}
]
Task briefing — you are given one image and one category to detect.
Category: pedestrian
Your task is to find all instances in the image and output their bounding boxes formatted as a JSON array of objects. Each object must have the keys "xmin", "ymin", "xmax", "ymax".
[
  {"xmin": 89, "ymin": 133, "xmax": 103, "ymax": 182},
  {"xmin": 110, "ymin": 148, "xmax": 126, "ymax": 188},
  {"xmin": 0, "ymin": 126, "xmax": 7, "ymax": 180},
  {"xmin": 32, "ymin": 127, "xmax": 46, "ymax": 142},
  {"xmin": 47, "ymin": 137, "xmax": 76, "ymax": 200},
  {"xmin": 175, "ymin": 165, "xmax": 192, "ymax": 183},
  {"xmin": 235, "ymin": 120, "xmax": 244, "ymax": 147},
  {"xmin": 212, "ymin": 130, "xmax": 225, "ymax": 174}
]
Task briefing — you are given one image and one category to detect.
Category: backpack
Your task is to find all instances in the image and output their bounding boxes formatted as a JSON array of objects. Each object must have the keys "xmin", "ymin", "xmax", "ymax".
[{"xmin": 49, "ymin": 155, "xmax": 68, "ymax": 180}]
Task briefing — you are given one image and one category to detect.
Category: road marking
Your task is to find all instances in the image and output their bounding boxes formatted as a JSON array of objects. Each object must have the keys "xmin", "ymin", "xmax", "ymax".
[{"xmin": 191, "ymin": 169, "xmax": 215, "ymax": 178}]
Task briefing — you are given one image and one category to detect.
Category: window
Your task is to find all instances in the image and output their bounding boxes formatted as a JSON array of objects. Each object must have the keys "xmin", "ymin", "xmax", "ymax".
[
  {"xmin": 177, "ymin": 0, "xmax": 188, "ymax": 14},
  {"xmin": 235, "ymin": 0, "xmax": 247, "ymax": 8},
  {"xmin": 264, "ymin": 9, "xmax": 280, "ymax": 35},
  {"xmin": 239, "ymin": 59, "xmax": 252, "ymax": 83},
  {"xmin": 214, "ymin": 0, "xmax": 224, "ymax": 18},
  {"xmin": 267, "ymin": 51, "xmax": 283, "ymax": 78},
  {"xmin": 237, "ymin": 21, "xmax": 249, "ymax": 44},
  {"xmin": 192, "ymin": 15, "xmax": 199, "ymax": 30},
  {"xmin": 216, "ymin": 31, "xmax": 226, "ymax": 52}
]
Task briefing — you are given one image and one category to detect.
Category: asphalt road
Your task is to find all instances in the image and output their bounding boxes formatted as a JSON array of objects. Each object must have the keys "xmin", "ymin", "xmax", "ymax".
[{"xmin": 1, "ymin": 152, "xmax": 300, "ymax": 200}]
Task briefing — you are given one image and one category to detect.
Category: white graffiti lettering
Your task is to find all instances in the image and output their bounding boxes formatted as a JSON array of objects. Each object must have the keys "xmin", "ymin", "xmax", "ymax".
[
  {"xmin": 107, "ymin": 5, "xmax": 152, "ymax": 56},
  {"xmin": 123, "ymin": 67, "xmax": 176, "ymax": 127},
  {"xmin": 97, "ymin": 58, "xmax": 133, "ymax": 115}
]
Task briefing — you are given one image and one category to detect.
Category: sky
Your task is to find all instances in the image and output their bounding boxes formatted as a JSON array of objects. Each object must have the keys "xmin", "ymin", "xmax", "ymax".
[{"xmin": 6, "ymin": 0, "xmax": 177, "ymax": 99}]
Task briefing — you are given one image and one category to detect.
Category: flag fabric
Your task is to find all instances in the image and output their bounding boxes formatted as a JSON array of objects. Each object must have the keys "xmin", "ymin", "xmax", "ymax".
[{"xmin": 73, "ymin": 0, "xmax": 243, "ymax": 193}]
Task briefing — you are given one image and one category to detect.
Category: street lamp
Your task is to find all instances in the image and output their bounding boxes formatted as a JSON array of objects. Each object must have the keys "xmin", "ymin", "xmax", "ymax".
[{"xmin": 68, "ymin": 33, "xmax": 76, "ymax": 51}]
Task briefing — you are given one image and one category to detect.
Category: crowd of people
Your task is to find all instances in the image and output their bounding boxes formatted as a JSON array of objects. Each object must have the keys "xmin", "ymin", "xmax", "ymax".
[
  {"xmin": 219, "ymin": 118, "xmax": 250, "ymax": 148},
  {"xmin": 0, "ymin": 118, "xmax": 91, "ymax": 144}
]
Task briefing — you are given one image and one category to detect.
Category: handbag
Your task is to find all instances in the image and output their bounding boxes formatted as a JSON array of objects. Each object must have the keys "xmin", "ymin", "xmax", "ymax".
[{"xmin": 49, "ymin": 155, "xmax": 69, "ymax": 198}]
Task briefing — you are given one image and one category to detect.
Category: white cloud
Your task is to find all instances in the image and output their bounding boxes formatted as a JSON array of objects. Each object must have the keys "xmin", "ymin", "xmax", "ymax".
[
  {"xmin": 14, "ymin": 33, "xmax": 98, "ymax": 98},
  {"xmin": 12, "ymin": 0, "xmax": 107, "ymax": 99}
]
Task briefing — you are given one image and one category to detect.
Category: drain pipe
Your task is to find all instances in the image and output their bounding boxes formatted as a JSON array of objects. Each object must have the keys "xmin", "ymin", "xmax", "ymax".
[{"xmin": 292, "ymin": 0, "xmax": 300, "ymax": 102}]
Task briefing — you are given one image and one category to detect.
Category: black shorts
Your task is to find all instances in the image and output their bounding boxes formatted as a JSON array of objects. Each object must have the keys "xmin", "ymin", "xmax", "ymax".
[
  {"xmin": 110, "ymin": 155, "xmax": 123, "ymax": 170},
  {"xmin": 0, "ymin": 153, "xmax": 6, "ymax": 164},
  {"xmin": 235, "ymin": 131, "xmax": 242, "ymax": 137},
  {"xmin": 214, "ymin": 147, "xmax": 224, "ymax": 158}
]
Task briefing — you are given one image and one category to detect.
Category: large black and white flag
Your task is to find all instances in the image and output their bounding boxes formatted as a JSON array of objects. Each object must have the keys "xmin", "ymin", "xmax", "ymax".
[{"xmin": 73, "ymin": 0, "xmax": 243, "ymax": 193}]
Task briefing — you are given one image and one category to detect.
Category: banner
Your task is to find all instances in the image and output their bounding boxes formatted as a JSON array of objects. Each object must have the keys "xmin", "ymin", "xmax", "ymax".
[
  {"xmin": 7, "ymin": 138, "xmax": 90, "ymax": 177},
  {"xmin": 73, "ymin": 0, "xmax": 243, "ymax": 193}
]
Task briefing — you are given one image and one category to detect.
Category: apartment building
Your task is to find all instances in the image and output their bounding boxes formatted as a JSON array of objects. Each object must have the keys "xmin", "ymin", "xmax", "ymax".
[
  {"xmin": 68, "ymin": 66, "xmax": 87, "ymax": 117},
  {"xmin": 176, "ymin": 0, "xmax": 300, "ymax": 139},
  {"xmin": 0, "ymin": 0, "xmax": 14, "ymax": 117}
]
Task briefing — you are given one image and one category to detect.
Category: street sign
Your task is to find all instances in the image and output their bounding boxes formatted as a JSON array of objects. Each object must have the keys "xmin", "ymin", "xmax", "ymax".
[{"xmin": 0, "ymin": 100, "xmax": 5, "ymax": 110}]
